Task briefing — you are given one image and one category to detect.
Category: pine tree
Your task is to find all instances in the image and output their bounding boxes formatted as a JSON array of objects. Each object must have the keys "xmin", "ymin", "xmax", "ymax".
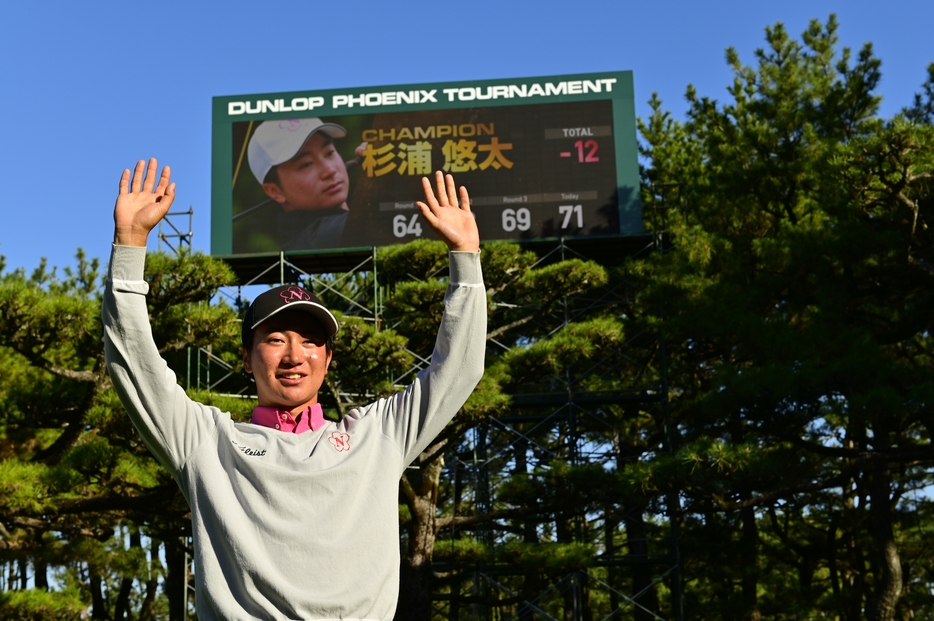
[
  {"xmin": 635, "ymin": 14, "xmax": 934, "ymax": 621},
  {"xmin": 0, "ymin": 249, "xmax": 243, "ymax": 619}
]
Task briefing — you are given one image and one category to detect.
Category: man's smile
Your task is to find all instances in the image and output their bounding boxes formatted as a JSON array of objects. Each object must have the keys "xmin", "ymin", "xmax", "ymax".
[{"xmin": 278, "ymin": 372, "xmax": 306, "ymax": 382}]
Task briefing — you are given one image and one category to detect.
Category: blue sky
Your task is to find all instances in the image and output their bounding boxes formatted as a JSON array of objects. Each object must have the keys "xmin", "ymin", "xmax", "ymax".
[{"xmin": 1, "ymin": 0, "xmax": 931, "ymax": 273}]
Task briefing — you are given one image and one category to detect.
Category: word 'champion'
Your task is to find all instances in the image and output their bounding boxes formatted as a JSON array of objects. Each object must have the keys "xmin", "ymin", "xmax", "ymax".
[{"xmin": 361, "ymin": 123, "xmax": 495, "ymax": 143}]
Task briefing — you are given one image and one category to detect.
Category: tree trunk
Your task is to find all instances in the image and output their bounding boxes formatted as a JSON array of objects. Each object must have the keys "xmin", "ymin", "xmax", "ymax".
[
  {"xmin": 843, "ymin": 524, "xmax": 866, "ymax": 621},
  {"xmin": 90, "ymin": 568, "xmax": 109, "ymax": 620},
  {"xmin": 555, "ymin": 517, "xmax": 579, "ymax": 621},
  {"xmin": 34, "ymin": 558, "xmax": 48, "ymax": 591},
  {"xmin": 615, "ymin": 431, "xmax": 660, "ymax": 621},
  {"xmin": 449, "ymin": 460, "xmax": 464, "ymax": 621},
  {"xmin": 624, "ymin": 502, "xmax": 660, "ymax": 621},
  {"xmin": 18, "ymin": 558, "xmax": 27, "ymax": 590},
  {"xmin": 604, "ymin": 508, "xmax": 621, "ymax": 621},
  {"xmin": 114, "ymin": 528, "xmax": 142, "ymax": 621},
  {"xmin": 163, "ymin": 536, "xmax": 189, "ymax": 621},
  {"xmin": 395, "ymin": 452, "xmax": 445, "ymax": 621},
  {"xmin": 827, "ymin": 511, "xmax": 845, "ymax": 618},
  {"xmin": 577, "ymin": 571, "xmax": 594, "ymax": 621},
  {"xmin": 138, "ymin": 538, "xmax": 162, "ymax": 621},
  {"xmin": 517, "ymin": 435, "xmax": 540, "ymax": 621},
  {"xmin": 739, "ymin": 502, "xmax": 761, "ymax": 621},
  {"xmin": 841, "ymin": 462, "xmax": 866, "ymax": 621},
  {"xmin": 113, "ymin": 576, "xmax": 134, "ymax": 621},
  {"xmin": 397, "ymin": 562, "xmax": 434, "ymax": 621},
  {"xmin": 867, "ymin": 463, "xmax": 903, "ymax": 621}
]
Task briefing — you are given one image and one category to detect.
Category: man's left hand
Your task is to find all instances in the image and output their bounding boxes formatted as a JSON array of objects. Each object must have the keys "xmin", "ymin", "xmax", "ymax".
[{"xmin": 416, "ymin": 171, "xmax": 480, "ymax": 253}]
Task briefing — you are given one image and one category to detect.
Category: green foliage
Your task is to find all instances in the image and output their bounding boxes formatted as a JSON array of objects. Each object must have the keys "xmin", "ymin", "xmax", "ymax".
[
  {"xmin": 497, "ymin": 317, "xmax": 623, "ymax": 388},
  {"xmin": 502, "ymin": 541, "xmax": 596, "ymax": 574},
  {"xmin": 0, "ymin": 588, "xmax": 88, "ymax": 620},
  {"xmin": 459, "ymin": 371, "xmax": 510, "ymax": 425},
  {"xmin": 633, "ymin": 13, "xmax": 934, "ymax": 620},
  {"xmin": 3, "ymin": 18, "xmax": 931, "ymax": 619},
  {"xmin": 476, "ymin": 241, "xmax": 538, "ymax": 293},
  {"xmin": 0, "ymin": 461, "xmax": 49, "ymax": 513},
  {"xmin": 144, "ymin": 250, "xmax": 237, "ymax": 310},
  {"xmin": 0, "ymin": 249, "xmax": 238, "ymax": 619},
  {"xmin": 906, "ymin": 62, "xmax": 934, "ymax": 124},
  {"xmin": 383, "ymin": 280, "xmax": 447, "ymax": 354},
  {"xmin": 330, "ymin": 314, "xmax": 414, "ymax": 401},
  {"xmin": 377, "ymin": 238, "xmax": 448, "ymax": 281},
  {"xmin": 186, "ymin": 389, "xmax": 256, "ymax": 423},
  {"xmin": 432, "ymin": 537, "xmax": 492, "ymax": 565}
]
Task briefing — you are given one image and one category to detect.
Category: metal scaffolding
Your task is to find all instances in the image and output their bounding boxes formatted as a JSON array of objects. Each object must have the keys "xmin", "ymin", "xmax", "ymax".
[
  {"xmin": 170, "ymin": 206, "xmax": 682, "ymax": 619},
  {"xmin": 157, "ymin": 206, "xmax": 194, "ymax": 254},
  {"xmin": 429, "ymin": 237, "xmax": 683, "ymax": 621}
]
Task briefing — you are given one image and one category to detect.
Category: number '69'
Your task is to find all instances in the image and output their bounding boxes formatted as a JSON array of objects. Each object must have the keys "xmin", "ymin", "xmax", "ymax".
[{"xmin": 502, "ymin": 208, "xmax": 531, "ymax": 232}]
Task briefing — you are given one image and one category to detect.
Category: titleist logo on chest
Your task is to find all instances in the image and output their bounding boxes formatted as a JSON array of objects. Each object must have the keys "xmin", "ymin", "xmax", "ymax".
[
  {"xmin": 232, "ymin": 441, "xmax": 266, "ymax": 457},
  {"xmin": 230, "ymin": 433, "xmax": 352, "ymax": 457}
]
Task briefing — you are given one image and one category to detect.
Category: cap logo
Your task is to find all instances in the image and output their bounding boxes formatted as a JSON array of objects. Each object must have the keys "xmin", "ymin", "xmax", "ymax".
[
  {"xmin": 278, "ymin": 119, "xmax": 305, "ymax": 132},
  {"xmin": 280, "ymin": 286, "xmax": 312, "ymax": 304}
]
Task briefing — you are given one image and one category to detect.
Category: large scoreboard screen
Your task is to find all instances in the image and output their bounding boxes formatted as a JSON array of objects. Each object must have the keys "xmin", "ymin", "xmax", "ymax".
[{"xmin": 211, "ymin": 72, "xmax": 641, "ymax": 256}]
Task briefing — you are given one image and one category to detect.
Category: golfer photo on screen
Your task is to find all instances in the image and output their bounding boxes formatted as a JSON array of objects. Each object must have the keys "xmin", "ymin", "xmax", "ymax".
[{"xmin": 234, "ymin": 118, "xmax": 369, "ymax": 252}]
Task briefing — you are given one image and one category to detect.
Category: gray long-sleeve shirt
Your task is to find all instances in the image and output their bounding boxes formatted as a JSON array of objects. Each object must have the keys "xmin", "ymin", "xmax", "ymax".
[{"xmin": 103, "ymin": 245, "xmax": 486, "ymax": 621}]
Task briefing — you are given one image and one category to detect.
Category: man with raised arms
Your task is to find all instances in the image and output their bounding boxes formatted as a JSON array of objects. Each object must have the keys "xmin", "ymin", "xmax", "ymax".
[{"xmin": 103, "ymin": 159, "xmax": 485, "ymax": 620}]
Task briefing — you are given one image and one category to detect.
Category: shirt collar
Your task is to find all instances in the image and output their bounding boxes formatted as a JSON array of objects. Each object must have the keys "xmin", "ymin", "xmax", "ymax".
[{"xmin": 250, "ymin": 403, "xmax": 327, "ymax": 433}]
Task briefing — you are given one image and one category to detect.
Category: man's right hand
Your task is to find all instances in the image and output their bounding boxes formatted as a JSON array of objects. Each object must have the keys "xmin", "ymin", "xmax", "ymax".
[{"xmin": 113, "ymin": 158, "xmax": 176, "ymax": 247}]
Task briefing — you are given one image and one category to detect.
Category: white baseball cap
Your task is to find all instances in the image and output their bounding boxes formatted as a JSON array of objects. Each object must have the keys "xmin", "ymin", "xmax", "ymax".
[{"xmin": 247, "ymin": 118, "xmax": 347, "ymax": 184}]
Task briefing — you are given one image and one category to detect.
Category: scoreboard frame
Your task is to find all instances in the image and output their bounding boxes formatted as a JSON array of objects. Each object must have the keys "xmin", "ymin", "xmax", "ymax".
[{"xmin": 211, "ymin": 71, "xmax": 641, "ymax": 260}]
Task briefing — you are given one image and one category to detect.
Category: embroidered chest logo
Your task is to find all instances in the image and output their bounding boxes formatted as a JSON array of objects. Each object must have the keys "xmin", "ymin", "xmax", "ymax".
[
  {"xmin": 328, "ymin": 432, "xmax": 351, "ymax": 453},
  {"xmin": 232, "ymin": 441, "xmax": 266, "ymax": 457}
]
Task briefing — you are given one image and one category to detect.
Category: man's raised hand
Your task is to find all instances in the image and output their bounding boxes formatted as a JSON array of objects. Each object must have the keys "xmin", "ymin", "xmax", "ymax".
[
  {"xmin": 113, "ymin": 158, "xmax": 176, "ymax": 247},
  {"xmin": 416, "ymin": 171, "xmax": 480, "ymax": 253}
]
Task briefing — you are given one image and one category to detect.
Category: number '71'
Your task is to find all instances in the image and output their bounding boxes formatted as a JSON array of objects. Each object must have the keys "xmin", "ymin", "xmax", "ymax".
[{"xmin": 559, "ymin": 205, "xmax": 583, "ymax": 229}]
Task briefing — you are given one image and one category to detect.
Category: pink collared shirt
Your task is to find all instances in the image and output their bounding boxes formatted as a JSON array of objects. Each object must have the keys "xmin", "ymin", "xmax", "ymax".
[{"xmin": 250, "ymin": 403, "xmax": 327, "ymax": 433}]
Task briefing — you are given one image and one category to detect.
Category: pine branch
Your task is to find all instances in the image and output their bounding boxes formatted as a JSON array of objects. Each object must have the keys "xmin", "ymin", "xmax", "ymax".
[
  {"xmin": 53, "ymin": 487, "xmax": 180, "ymax": 515},
  {"xmin": 5, "ymin": 516, "xmax": 110, "ymax": 540},
  {"xmin": 486, "ymin": 314, "xmax": 536, "ymax": 341},
  {"xmin": 33, "ymin": 382, "xmax": 98, "ymax": 465},
  {"xmin": 324, "ymin": 374, "xmax": 349, "ymax": 420},
  {"xmin": 791, "ymin": 436, "xmax": 934, "ymax": 462},
  {"xmin": 713, "ymin": 470, "xmax": 856, "ymax": 511},
  {"xmin": 11, "ymin": 344, "xmax": 98, "ymax": 383},
  {"xmin": 436, "ymin": 507, "xmax": 535, "ymax": 530}
]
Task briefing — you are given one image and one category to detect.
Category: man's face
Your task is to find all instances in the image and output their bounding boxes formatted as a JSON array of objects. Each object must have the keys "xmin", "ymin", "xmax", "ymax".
[
  {"xmin": 263, "ymin": 132, "xmax": 350, "ymax": 212},
  {"xmin": 243, "ymin": 309, "xmax": 333, "ymax": 415}
]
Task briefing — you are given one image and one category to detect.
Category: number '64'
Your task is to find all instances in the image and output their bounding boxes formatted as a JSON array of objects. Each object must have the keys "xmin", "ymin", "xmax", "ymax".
[{"xmin": 393, "ymin": 214, "xmax": 423, "ymax": 238}]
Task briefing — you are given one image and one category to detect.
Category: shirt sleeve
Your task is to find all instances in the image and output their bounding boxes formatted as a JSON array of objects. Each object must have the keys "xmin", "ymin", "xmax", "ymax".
[
  {"xmin": 102, "ymin": 245, "xmax": 219, "ymax": 474},
  {"xmin": 374, "ymin": 250, "xmax": 487, "ymax": 467}
]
